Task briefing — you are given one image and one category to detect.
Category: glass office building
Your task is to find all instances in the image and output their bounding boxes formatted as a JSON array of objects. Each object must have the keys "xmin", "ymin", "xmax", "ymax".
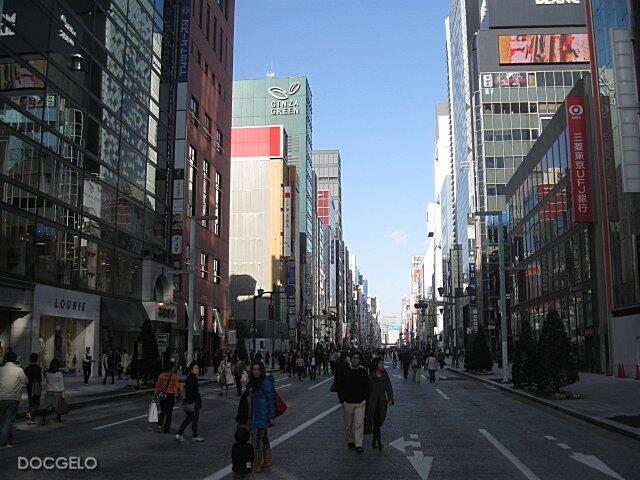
[{"xmin": 0, "ymin": 0, "xmax": 177, "ymax": 366}]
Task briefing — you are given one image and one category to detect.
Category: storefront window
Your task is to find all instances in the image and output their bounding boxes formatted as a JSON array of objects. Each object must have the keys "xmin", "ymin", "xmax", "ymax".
[
  {"xmin": 34, "ymin": 223, "xmax": 79, "ymax": 286},
  {"xmin": 0, "ymin": 208, "xmax": 34, "ymax": 276}
]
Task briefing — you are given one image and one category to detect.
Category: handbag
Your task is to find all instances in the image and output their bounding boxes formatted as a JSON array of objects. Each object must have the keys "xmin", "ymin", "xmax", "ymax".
[
  {"xmin": 148, "ymin": 400, "xmax": 158, "ymax": 423},
  {"xmin": 59, "ymin": 396, "xmax": 70, "ymax": 415},
  {"xmin": 275, "ymin": 391, "xmax": 287, "ymax": 417},
  {"xmin": 153, "ymin": 373, "xmax": 173, "ymax": 403},
  {"xmin": 240, "ymin": 371, "xmax": 248, "ymax": 383},
  {"xmin": 183, "ymin": 402, "xmax": 196, "ymax": 413}
]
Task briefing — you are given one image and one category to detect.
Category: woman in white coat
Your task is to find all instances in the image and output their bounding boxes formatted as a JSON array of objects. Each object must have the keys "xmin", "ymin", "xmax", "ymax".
[{"xmin": 218, "ymin": 356, "xmax": 235, "ymax": 397}]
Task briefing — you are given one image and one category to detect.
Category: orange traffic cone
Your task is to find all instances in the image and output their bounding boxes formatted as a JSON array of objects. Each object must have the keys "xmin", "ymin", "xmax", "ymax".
[
  {"xmin": 635, "ymin": 365, "xmax": 640, "ymax": 380},
  {"xmin": 606, "ymin": 364, "xmax": 612, "ymax": 376},
  {"xmin": 616, "ymin": 363, "xmax": 627, "ymax": 378}
]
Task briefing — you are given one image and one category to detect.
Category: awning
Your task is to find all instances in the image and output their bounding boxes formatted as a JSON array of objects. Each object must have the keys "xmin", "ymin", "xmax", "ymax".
[{"xmin": 101, "ymin": 297, "xmax": 149, "ymax": 332}]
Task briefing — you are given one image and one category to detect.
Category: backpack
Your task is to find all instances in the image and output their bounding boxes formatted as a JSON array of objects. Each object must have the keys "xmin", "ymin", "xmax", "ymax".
[{"xmin": 275, "ymin": 391, "xmax": 287, "ymax": 417}]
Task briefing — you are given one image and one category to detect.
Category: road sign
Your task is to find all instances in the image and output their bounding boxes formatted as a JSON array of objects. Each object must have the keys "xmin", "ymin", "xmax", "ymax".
[
  {"xmin": 156, "ymin": 333, "xmax": 169, "ymax": 353},
  {"xmin": 285, "ymin": 284, "xmax": 295, "ymax": 298}
]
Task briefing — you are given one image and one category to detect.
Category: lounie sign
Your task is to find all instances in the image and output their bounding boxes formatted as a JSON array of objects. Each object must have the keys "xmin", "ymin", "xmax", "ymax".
[{"xmin": 268, "ymin": 83, "xmax": 301, "ymax": 116}]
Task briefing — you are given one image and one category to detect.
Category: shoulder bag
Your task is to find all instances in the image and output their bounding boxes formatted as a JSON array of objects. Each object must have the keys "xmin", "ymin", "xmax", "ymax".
[{"xmin": 154, "ymin": 373, "xmax": 173, "ymax": 403}]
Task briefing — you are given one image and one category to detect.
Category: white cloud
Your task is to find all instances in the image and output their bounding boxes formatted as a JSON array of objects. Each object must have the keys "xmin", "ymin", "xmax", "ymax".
[{"xmin": 389, "ymin": 229, "xmax": 408, "ymax": 245}]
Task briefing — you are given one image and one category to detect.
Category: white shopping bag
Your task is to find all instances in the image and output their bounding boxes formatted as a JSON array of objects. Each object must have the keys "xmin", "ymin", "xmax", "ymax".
[{"xmin": 148, "ymin": 400, "xmax": 158, "ymax": 423}]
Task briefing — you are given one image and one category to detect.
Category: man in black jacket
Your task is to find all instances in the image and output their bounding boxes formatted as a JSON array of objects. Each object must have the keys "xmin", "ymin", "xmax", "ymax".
[{"xmin": 336, "ymin": 352, "xmax": 368, "ymax": 454}]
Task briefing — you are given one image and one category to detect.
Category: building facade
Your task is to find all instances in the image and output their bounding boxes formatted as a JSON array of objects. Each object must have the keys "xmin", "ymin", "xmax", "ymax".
[
  {"xmin": 232, "ymin": 76, "xmax": 313, "ymax": 346},
  {"xmin": 171, "ymin": 0, "xmax": 234, "ymax": 356},
  {"xmin": 0, "ymin": 0, "xmax": 183, "ymax": 368}
]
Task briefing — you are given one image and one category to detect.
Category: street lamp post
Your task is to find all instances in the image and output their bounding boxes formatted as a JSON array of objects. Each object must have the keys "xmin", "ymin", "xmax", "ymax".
[
  {"xmin": 252, "ymin": 289, "xmax": 276, "ymax": 357},
  {"xmin": 187, "ymin": 214, "xmax": 217, "ymax": 366}
]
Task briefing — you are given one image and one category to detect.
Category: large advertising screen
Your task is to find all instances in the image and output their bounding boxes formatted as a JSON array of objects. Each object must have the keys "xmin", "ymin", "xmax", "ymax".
[{"xmin": 498, "ymin": 34, "xmax": 589, "ymax": 65}]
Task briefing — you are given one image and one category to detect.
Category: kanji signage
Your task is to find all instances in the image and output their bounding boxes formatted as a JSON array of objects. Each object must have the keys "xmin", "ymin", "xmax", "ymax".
[{"xmin": 565, "ymin": 96, "xmax": 593, "ymax": 222}]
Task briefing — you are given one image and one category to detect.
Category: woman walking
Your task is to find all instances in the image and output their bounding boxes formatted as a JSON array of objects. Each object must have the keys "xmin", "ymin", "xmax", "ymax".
[
  {"xmin": 41, "ymin": 359, "xmax": 65, "ymax": 424},
  {"xmin": 237, "ymin": 361, "xmax": 276, "ymax": 472},
  {"xmin": 366, "ymin": 357, "xmax": 394, "ymax": 450},
  {"xmin": 154, "ymin": 363, "xmax": 181, "ymax": 434},
  {"xmin": 218, "ymin": 355, "xmax": 235, "ymax": 397},
  {"xmin": 176, "ymin": 362, "xmax": 204, "ymax": 442},
  {"xmin": 24, "ymin": 353, "xmax": 42, "ymax": 424}
]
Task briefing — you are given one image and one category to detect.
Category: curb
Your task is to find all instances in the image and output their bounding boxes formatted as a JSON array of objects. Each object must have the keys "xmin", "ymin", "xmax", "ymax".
[{"xmin": 447, "ymin": 367, "xmax": 640, "ymax": 442}]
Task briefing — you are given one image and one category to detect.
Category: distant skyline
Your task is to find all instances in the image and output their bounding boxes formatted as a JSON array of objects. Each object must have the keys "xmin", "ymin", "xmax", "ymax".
[{"xmin": 233, "ymin": 0, "xmax": 450, "ymax": 317}]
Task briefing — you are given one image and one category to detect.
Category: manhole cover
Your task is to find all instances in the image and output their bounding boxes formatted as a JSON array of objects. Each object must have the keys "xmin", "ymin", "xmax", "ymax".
[{"xmin": 608, "ymin": 414, "xmax": 640, "ymax": 428}]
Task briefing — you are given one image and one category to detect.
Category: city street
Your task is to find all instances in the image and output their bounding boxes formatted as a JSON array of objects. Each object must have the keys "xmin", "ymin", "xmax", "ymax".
[{"xmin": 2, "ymin": 364, "xmax": 638, "ymax": 480}]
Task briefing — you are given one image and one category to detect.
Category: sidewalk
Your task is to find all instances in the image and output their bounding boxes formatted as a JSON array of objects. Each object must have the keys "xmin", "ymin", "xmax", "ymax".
[
  {"xmin": 17, "ymin": 370, "xmax": 219, "ymax": 413},
  {"xmin": 447, "ymin": 362, "xmax": 640, "ymax": 441}
]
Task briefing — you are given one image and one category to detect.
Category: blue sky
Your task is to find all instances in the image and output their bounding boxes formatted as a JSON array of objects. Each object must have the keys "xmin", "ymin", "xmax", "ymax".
[{"xmin": 233, "ymin": 0, "xmax": 449, "ymax": 318}]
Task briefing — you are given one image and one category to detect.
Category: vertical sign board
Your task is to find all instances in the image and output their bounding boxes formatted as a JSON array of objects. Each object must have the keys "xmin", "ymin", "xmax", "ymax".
[
  {"xmin": 177, "ymin": 0, "xmax": 191, "ymax": 82},
  {"xmin": 283, "ymin": 187, "xmax": 292, "ymax": 257},
  {"xmin": 565, "ymin": 96, "xmax": 594, "ymax": 222}
]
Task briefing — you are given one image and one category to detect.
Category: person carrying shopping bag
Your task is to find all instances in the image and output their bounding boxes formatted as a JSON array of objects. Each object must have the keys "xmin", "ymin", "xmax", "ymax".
[
  {"xmin": 218, "ymin": 355, "xmax": 235, "ymax": 397},
  {"xmin": 154, "ymin": 363, "xmax": 181, "ymax": 433},
  {"xmin": 176, "ymin": 362, "xmax": 204, "ymax": 442},
  {"xmin": 41, "ymin": 359, "xmax": 67, "ymax": 424},
  {"xmin": 24, "ymin": 353, "xmax": 42, "ymax": 425}
]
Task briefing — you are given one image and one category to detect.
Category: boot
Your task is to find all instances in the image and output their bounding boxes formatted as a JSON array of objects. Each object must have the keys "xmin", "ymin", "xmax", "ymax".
[
  {"xmin": 262, "ymin": 448, "xmax": 272, "ymax": 469},
  {"xmin": 251, "ymin": 451, "xmax": 263, "ymax": 473}
]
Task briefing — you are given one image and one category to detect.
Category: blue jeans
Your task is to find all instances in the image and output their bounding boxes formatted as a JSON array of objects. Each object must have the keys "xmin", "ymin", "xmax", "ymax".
[{"xmin": 0, "ymin": 399, "xmax": 19, "ymax": 446}]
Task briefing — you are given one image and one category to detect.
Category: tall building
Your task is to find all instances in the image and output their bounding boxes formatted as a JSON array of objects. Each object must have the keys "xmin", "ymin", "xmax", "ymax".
[
  {"xmin": 585, "ymin": 0, "xmax": 640, "ymax": 373},
  {"xmin": 471, "ymin": 0, "xmax": 589, "ymax": 348},
  {"xmin": 312, "ymin": 150, "xmax": 342, "ymax": 235},
  {"xmin": 232, "ymin": 76, "xmax": 313, "ymax": 346},
  {"xmin": 228, "ymin": 125, "xmax": 297, "ymax": 352},
  {"xmin": 0, "ymin": 0, "xmax": 181, "ymax": 366},
  {"xmin": 171, "ymin": 0, "xmax": 235, "ymax": 356}
]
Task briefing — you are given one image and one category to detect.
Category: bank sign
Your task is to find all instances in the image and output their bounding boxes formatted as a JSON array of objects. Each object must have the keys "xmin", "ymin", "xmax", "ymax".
[
  {"xmin": 268, "ymin": 82, "xmax": 302, "ymax": 116},
  {"xmin": 565, "ymin": 96, "xmax": 593, "ymax": 223}
]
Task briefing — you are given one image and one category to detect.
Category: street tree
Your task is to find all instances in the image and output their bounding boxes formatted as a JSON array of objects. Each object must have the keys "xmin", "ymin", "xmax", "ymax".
[
  {"xmin": 512, "ymin": 318, "xmax": 536, "ymax": 388},
  {"xmin": 470, "ymin": 325, "xmax": 493, "ymax": 372},
  {"xmin": 536, "ymin": 309, "xmax": 579, "ymax": 392}
]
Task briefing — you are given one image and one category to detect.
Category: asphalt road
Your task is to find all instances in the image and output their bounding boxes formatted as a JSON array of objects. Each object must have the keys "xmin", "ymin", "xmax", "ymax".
[{"xmin": 1, "ymin": 365, "xmax": 639, "ymax": 480}]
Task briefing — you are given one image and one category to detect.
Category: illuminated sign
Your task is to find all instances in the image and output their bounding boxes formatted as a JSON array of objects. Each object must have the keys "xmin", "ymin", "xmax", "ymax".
[
  {"xmin": 498, "ymin": 34, "xmax": 589, "ymax": 64},
  {"xmin": 177, "ymin": 0, "xmax": 191, "ymax": 82},
  {"xmin": 283, "ymin": 187, "xmax": 292, "ymax": 257}
]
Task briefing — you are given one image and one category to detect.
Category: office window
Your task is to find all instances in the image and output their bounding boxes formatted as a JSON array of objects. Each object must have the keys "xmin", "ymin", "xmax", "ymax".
[
  {"xmin": 213, "ymin": 16, "xmax": 217, "ymax": 51},
  {"xmin": 189, "ymin": 97, "xmax": 199, "ymax": 121},
  {"xmin": 201, "ymin": 160, "xmax": 210, "ymax": 227},
  {"xmin": 213, "ymin": 258, "xmax": 220, "ymax": 284},
  {"xmin": 196, "ymin": 50, "xmax": 201, "ymax": 65},
  {"xmin": 219, "ymin": 30, "xmax": 223, "ymax": 61},
  {"xmin": 198, "ymin": 0, "xmax": 203, "ymax": 27},
  {"xmin": 204, "ymin": 62, "xmax": 208, "ymax": 75},
  {"xmin": 188, "ymin": 146, "xmax": 197, "ymax": 217},
  {"xmin": 204, "ymin": 114, "xmax": 211, "ymax": 139},
  {"xmin": 200, "ymin": 252, "xmax": 208, "ymax": 278},
  {"xmin": 216, "ymin": 129, "xmax": 223, "ymax": 151},
  {"xmin": 206, "ymin": 3, "xmax": 210, "ymax": 39},
  {"xmin": 214, "ymin": 172, "xmax": 221, "ymax": 235},
  {"xmin": 200, "ymin": 304, "xmax": 207, "ymax": 330}
]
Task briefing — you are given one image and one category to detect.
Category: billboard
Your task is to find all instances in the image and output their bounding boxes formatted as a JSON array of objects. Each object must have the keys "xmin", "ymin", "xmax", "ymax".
[
  {"xmin": 283, "ymin": 187, "xmax": 292, "ymax": 257},
  {"xmin": 498, "ymin": 34, "xmax": 589, "ymax": 65}
]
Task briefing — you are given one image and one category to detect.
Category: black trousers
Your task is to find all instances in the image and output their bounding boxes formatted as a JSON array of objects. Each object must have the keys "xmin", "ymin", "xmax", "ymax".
[
  {"xmin": 235, "ymin": 376, "xmax": 242, "ymax": 396},
  {"xmin": 82, "ymin": 364, "xmax": 91, "ymax": 383},
  {"xmin": 158, "ymin": 394, "xmax": 176, "ymax": 433},
  {"xmin": 103, "ymin": 368, "xmax": 114, "ymax": 384},
  {"xmin": 178, "ymin": 407, "xmax": 200, "ymax": 437},
  {"xmin": 402, "ymin": 365, "xmax": 409, "ymax": 379}
]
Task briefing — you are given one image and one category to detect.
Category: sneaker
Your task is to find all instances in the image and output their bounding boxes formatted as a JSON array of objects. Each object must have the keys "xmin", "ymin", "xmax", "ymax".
[
  {"xmin": 355, "ymin": 447, "xmax": 364, "ymax": 454},
  {"xmin": 0, "ymin": 444, "xmax": 14, "ymax": 450},
  {"xmin": 192, "ymin": 436, "xmax": 205, "ymax": 442},
  {"xmin": 175, "ymin": 435, "xmax": 184, "ymax": 442}
]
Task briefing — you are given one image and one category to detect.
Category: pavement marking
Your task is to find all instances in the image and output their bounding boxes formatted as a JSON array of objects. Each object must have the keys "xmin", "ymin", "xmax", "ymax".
[
  {"xmin": 479, "ymin": 429, "xmax": 542, "ymax": 480},
  {"xmin": 203, "ymin": 403, "xmax": 342, "ymax": 480},
  {"xmin": 389, "ymin": 436, "xmax": 422, "ymax": 453},
  {"xmin": 439, "ymin": 375, "xmax": 448, "ymax": 380},
  {"xmin": 482, "ymin": 383, "xmax": 499, "ymax": 391},
  {"xmin": 435, "ymin": 389, "xmax": 450, "ymax": 400},
  {"xmin": 407, "ymin": 450, "xmax": 433, "ymax": 480},
  {"xmin": 421, "ymin": 375, "xmax": 428, "ymax": 381},
  {"xmin": 393, "ymin": 374, "xmax": 403, "ymax": 379},
  {"xmin": 307, "ymin": 376, "xmax": 334, "ymax": 390},
  {"xmin": 275, "ymin": 383, "xmax": 292, "ymax": 390},
  {"xmin": 557, "ymin": 443, "xmax": 571, "ymax": 450},
  {"xmin": 93, "ymin": 414, "xmax": 148, "ymax": 430},
  {"xmin": 570, "ymin": 453, "xmax": 625, "ymax": 480},
  {"xmin": 410, "ymin": 434, "xmax": 419, "ymax": 439},
  {"xmin": 544, "ymin": 435, "xmax": 557, "ymax": 441}
]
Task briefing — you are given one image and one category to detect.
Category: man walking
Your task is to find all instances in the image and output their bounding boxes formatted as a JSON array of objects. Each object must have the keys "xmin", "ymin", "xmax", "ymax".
[
  {"xmin": 401, "ymin": 350, "xmax": 411, "ymax": 380},
  {"xmin": 0, "ymin": 351, "xmax": 28, "ymax": 449},
  {"xmin": 336, "ymin": 351, "xmax": 368, "ymax": 454},
  {"xmin": 426, "ymin": 352, "xmax": 438, "ymax": 383},
  {"xmin": 82, "ymin": 346, "xmax": 94, "ymax": 384},
  {"xmin": 102, "ymin": 349, "xmax": 115, "ymax": 385}
]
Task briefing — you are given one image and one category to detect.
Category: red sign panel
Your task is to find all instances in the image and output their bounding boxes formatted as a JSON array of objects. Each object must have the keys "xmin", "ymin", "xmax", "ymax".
[{"xmin": 565, "ymin": 96, "xmax": 593, "ymax": 223}]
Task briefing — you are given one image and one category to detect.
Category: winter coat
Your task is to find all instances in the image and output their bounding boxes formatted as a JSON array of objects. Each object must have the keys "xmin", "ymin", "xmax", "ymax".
[
  {"xmin": 336, "ymin": 365, "xmax": 369, "ymax": 404},
  {"xmin": 426, "ymin": 356, "xmax": 438, "ymax": 371},
  {"xmin": 366, "ymin": 370, "xmax": 394, "ymax": 429},
  {"xmin": 249, "ymin": 375, "xmax": 276, "ymax": 430},
  {"xmin": 219, "ymin": 361, "xmax": 235, "ymax": 386},
  {"xmin": 184, "ymin": 372, "xmax": 202, "ymax": 407}
]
